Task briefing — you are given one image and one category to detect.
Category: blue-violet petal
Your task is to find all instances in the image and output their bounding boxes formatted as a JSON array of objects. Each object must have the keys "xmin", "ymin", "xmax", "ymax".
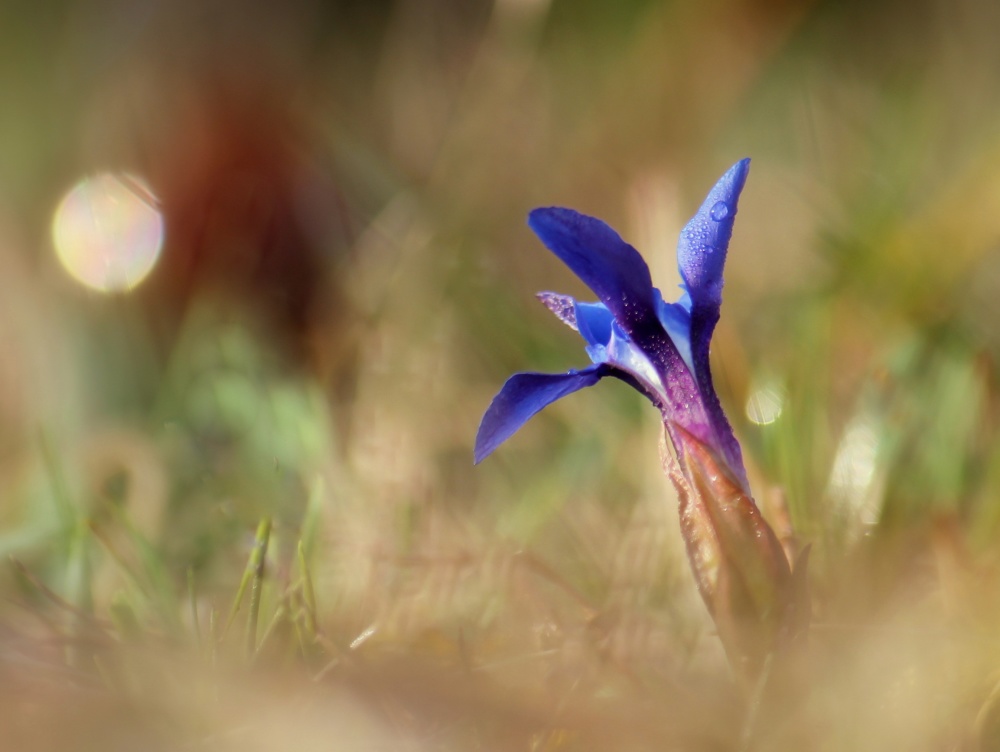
[
  {"xmin": 528, "ymin": 208, "xmax": 660, "ymax": 337},
  {"xmin": 677, "ymin": 158, "xmax": 749, "ymax": 311},
  {"xmin": 474, "ymin": 366, "xmax": 607, "ymax": 463}
]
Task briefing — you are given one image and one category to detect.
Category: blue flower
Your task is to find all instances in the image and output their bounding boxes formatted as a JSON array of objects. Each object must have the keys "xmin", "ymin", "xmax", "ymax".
[
  {"xmin": 475, "ymin": 159, "xmax": 752, "ymax": 492},
  {"xmin": 476, "ymin": 159, "xmax": 807, "ymax": 682}
]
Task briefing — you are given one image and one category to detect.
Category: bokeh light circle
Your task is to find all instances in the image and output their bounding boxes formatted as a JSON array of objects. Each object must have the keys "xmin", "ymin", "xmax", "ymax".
[
  {"xmin": 745, "ymin": 384, "xmax": 785, "ymax": 426},
  {"xmin": 52, "ymin": 172, "xmax": 164, "ymax": 293}
]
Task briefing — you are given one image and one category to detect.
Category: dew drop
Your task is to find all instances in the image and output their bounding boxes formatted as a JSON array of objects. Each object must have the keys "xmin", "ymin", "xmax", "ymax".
[{"xmin": 709, "ymin": 201, "xmax": 729, "ymax": 222}]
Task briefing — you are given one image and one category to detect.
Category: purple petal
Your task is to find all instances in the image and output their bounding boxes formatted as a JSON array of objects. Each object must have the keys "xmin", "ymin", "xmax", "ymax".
[
  {"xmin": 535, "ymin": 293, "xmax": 616, "ymax": 352},
  {"xmin": 690, "ymin": 355, "xmax": 749, "ymax": 492},
  {"xmin": 677, "ymin": 159, "xmax": 749, "ymax": 311},
  {"xmin": 537, "ymin": 292, "xmax": 578, "ymax": 330},
  {"xmin": 474, "ymin": 366, "xmax": 607, "ymax": 463},
  {"xmin": 528, "ymin": 208, "xmax": 661, "ymax": 338}
]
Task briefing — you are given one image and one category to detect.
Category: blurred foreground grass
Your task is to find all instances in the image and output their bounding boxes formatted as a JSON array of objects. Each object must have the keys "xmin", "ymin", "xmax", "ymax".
[{"xmin": 4, "ymin": 0, "xmax": 1000, "ymax": 749}]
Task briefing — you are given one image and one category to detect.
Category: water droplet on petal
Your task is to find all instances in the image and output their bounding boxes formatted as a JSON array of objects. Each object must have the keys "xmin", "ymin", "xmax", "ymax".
[{"xmin": 709, "ymin": 201, "xmax": 729, "ymax": 222}]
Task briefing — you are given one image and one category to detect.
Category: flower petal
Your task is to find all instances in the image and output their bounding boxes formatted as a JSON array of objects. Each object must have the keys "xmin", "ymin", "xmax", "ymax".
[
  {"xmin": 677, "ymin": 158, "xmax": 750, "ymax": 310},
  {"xmin": 674, "ymin": 160, "xmax": 752, "ymax": 490},
  {"xmin": 528, "ymin": 208, "xmax": 661, "ymax": 338},
  {"xmin": 537, "ymin": 292, "xmax": 578, "ymax": 330},
  {"xmin": 575, "ymin": 301, "xmax": 613, "ymax": 349},
  {"xmin": 657, "ymin": 289, "xmax": 694, "ymax": 373},
  {"xmin": 597, "ymin": 322, "xmax": 665, "ymax": 397},
  {"xmin": 474, "ymin": 366, "xmax": 607, "ymax": 463}
]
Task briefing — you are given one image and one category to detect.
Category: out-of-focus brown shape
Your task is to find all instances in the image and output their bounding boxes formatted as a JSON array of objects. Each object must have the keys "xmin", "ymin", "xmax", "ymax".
[
  {"xmin": 139, "ymin": 68, "xmax": 355, "ymax": 378},
  {"xmin": 72, "ymin": 0, "xmax": 362, "ymax": 397}
]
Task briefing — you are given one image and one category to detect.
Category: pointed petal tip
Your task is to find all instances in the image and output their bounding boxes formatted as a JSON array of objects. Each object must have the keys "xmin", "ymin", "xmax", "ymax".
[
  {"xmin": 732, "ymin": 156, "xmax": 750, "ymax": 182},
  {"xmin": 472, "ymin": 442, "xmax": 489, "ymax": 465},
  {"xmin": 537, "ymin": 291, "xmax": 579, "ymax": 331},
  {"xmin": 712, "ymin": 158, "xmax": 751, "ymax": 205},
  {"xmin": 474, "ymin": 426, "xmax": 501, "ymax": 465},
  {"xmin": 474, "ymin": 411, "xmax": 504, "ymax": 464},
  {"xmin": 676, "ymin": 158, "xmax": 753, "ymax": 310}
]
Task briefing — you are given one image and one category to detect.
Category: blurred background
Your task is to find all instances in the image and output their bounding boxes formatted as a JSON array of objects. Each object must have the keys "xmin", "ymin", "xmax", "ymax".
[{"xmin": 4, "ymin": 0, "xmax": 1000, "ymax": 749}]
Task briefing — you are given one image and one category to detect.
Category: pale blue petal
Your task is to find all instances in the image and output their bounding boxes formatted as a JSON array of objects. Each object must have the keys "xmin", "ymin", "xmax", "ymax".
[
  {"xmin": 657, "ymin": 288, "xmax": 694, "ymax": 374},
  {"xmin": 604, "ymin": 323, "xmax": 665, "ymax": 397},
  {"xmin": 575, "ymin": 301, "xmax": 613, "ymax": 349}
]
